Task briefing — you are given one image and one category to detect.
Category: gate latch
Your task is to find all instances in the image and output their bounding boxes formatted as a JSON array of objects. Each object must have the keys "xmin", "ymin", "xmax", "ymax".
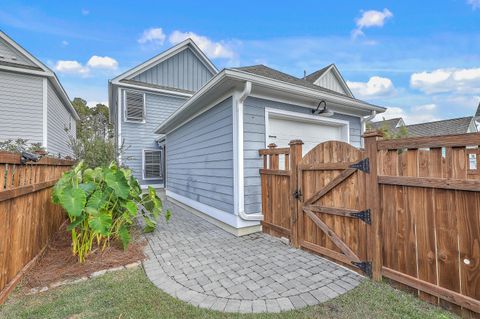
[
  {"xmin": 293, "ymin": 189, "xmax": 302, "ymax": 199},
  {"xmin": 351, "ymin": 261, "xmax": 372, "ymax": 277},
  {"xmin": 351, "ymin": 209, "xmax": 371, "ymax": 225},
  {"xmin": 349, "ymin": 158, "xmax": 370, "ymax": 173}
]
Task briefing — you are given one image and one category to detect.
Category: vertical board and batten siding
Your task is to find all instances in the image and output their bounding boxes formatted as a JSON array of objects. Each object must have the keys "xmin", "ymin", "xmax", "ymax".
[
  {"xmin": 47, "ymin": 82, "xmax": 75, "ymax": 157},
  {"xmin": 243, "ymin": 96, "xmax": 362, "ymax": 214},
  {"xmin": 0, "ymin": 38, "xmax": 36, "ymax": 67},
  {"xmin": 121, "ymin": 92, "xmax": 186, "ymax": 184},
  {"xmin": 132, "ymin": 47, "xmax": 214, "ymax": 92},
  {"xmin": 313, "ymin": 71, "xmax": 348, "ymax": 96},
  {"xmin": 166, "ymin": 97, "xmax": 234, "ymax": 213},
  {"xmin": 0, "ymin": 70, "xmax": 43, "ymax": 143}
]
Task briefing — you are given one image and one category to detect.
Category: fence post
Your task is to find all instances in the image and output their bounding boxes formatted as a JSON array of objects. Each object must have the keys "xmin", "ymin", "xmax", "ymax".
[
  {"xmin": 363, "ymin": 131, "xmax": 383, "ymax": 281},
  {"xmin": 268, "ymin": 143, "xmax": 278, "ymax": 169},
  {"xmin": 289, "ymin": 140, "xmax": 303, "ymax": 247}
]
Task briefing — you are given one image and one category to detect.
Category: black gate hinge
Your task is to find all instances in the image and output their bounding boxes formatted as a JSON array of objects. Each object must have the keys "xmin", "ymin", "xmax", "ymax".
[
  {"xmin": 351, "ymin": 209, "xmax": 371, "ymax": 225},
  {"xmin": 349, "ymin": 158, "xmax": 370, "ymax": 173},
  {"xmin": 293, "ymin": 189, "xmax": 302, "ymax": 199},
  {"xmin": 351, "ymin": 261, "xmax": 372, "ymax": 277}
]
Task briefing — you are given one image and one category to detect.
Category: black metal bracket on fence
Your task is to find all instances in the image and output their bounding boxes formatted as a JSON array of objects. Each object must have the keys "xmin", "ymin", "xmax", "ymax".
[
  {"xmin": 351, "ymin": 209, "xmax": 371, "ymax": 225},
  {"xmin": 352, "ymin": 261, "xmax": 372, "ymax": 277},
  {"xmin": 293, "ymin": 189, "xmax": 302, "ymax": 200},
  {"xmin": 349, "ymin": 158, "xmax": 370, "ymax": 173},
  {"xmin": 20, "ymin": 151, "xmax": 40, "ymax": 165}
]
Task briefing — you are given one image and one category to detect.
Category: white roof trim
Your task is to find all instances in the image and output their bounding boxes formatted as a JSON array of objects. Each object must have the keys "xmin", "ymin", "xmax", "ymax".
[
  {"xmin": 0, "ymin": 31, "xmax": 79, "ymax": 120},
  {"xmin": 155, "ymin": 69, "xmax": 386, "ymax": 134},
  {"xmin": 313, "ymin": 64, "xmax": 354, "ymax": 98},
  {"xmin": 111, "ymin": 38, "xmax": 218, "ymax": 84}
]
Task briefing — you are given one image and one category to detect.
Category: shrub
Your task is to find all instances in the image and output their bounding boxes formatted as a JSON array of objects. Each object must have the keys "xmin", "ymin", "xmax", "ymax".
[{"xmin": 52, "ymin": 161, "xmax": 170, "ymax": 262}]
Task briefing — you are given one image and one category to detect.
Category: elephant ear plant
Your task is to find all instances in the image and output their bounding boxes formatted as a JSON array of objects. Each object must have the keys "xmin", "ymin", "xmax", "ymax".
[{"xmin": 52, "ymin": 161, "xmax": 170, "ymax": 262}]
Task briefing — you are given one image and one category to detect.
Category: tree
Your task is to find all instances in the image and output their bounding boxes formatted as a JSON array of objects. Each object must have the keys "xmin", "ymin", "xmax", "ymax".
[
  {"xmin": 68, "ymin": 98, "xmax": 115, "ymax": 167},
  {"xmin": 366, "ymin": 118, "xmax": 409, "ymax": 140}
]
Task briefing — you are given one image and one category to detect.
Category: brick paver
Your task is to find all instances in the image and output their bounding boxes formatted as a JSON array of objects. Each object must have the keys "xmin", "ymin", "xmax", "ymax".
[{"xmin": 143, "ymin": 199, "xmax": 363, "ymax": 313}]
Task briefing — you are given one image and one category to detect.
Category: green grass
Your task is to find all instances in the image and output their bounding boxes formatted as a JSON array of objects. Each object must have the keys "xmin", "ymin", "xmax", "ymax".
[{"xmin": 0, "ymin": 268, "xmax": 456, "ymax": 319}]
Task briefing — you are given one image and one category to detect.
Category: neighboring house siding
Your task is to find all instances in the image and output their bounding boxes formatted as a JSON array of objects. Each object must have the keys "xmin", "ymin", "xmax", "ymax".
[
  {"xmin": 121, "ymin": 89, "xmax": 186, "ymax": 184},
  {"xmin": 0, "ymin": 70, "xmax": 43, "ymax": 143},
  {"xmin": 166, "ymin": 97, "xmax": 234, "ymax": 213},
  {"xmin": 132, "ymin": 48, "xmax": 213, "ymax": 92},
  {"xmin": 243, "ymin": 96, "xmax": 362, "ymax": 214},
  {"xmin": 314, "ymin": 71, "xmax": 347, "ymax": 95},
  {"xmin": 0, "ymin": 38, "xmax": 36, "ymax": 67},
  {"xmin": 47, "ymin": 81, "xmax": 75, "ymax": 156}
]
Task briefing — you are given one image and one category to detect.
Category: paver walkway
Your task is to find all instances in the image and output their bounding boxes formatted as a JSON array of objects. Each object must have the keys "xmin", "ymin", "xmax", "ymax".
[{"xmin": 143, "ymin": 199, "xmax": 363, "ymax": 313}]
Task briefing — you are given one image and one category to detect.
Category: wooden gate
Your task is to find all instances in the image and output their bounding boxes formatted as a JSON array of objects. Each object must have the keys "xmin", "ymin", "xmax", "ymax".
[{"xmin": 294, "ymin": 141, "xmax": 372, "ymax": 275}]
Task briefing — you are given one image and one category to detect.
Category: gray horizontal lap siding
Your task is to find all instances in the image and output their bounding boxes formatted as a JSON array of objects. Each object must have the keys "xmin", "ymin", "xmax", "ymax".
[
  {"xmin": 166, "ymin": 97, "xmax": 234, "ymax": 213},
  {"xmin": 121, "ymin": 90, "xmax": 186, "ymax": 185},
  {"xmin": 243, "ymin": 96, "xmax": 362, "ymax": 214},
  {"xmin": 47, "ymin": 81, "xmax": 75, "ymax": 157},
  {"xmin": 0, "ymin": 70, "xmax": 43, "ymax": 143},
  {"xmin": 133, "ymin": 48, "xmax": 213, "ymax": 92}
]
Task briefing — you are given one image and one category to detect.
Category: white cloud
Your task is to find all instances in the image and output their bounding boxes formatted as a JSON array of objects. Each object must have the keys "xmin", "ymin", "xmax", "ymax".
[
  {"xmin": 61, "ymin": 40, "xmax": 69, "ymax": 47},
  {"xmin": 411, "ymin": 103, "xmax": 437, "ymax": 112},
  {"xmin": 87, "ymin": 55, "xmax": 118, "ymax": 70},
  {"xmin": 467, "ymin": 0, "xmax": 480, "ymax": 9},
  {"xmin": 138, "ymin": 28, "xmax": 166, "ymax": 45},
  {"xmin": 54, "ymin": 60, "xmax": 89, "ymax": 75},
  {"xmin": 169, "ymin": 30, "xmax": 235, "ymax": 59},
  {"xmin": 347, "ymin": 76, "xmax": 395, "ymax": 98},
  {"xmin": 352, "ymin": 9, "xmax": 393, "ymax": 38},
  {"xmin": 410, "ymin": 67, "xmax": 480, "ymax": 94},
  {"xmin": 81, "ymin": 9, "xmax": 90, "ymax": 16}
]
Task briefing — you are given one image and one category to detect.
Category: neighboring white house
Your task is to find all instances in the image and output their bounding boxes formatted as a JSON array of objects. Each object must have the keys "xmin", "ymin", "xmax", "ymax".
[{"xmin": 0, "ymin": 31, "xmax": 79, "ymax": 157}]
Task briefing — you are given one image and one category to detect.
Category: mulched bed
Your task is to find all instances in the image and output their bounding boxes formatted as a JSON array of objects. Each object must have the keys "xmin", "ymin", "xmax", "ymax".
[{"xmin": 21, "ymin": 224, "xmax": 146, "ymax": 290}]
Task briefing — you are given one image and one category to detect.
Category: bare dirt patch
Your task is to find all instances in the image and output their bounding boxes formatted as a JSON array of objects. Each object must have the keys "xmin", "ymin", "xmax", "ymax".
[{"xmin": 21, "ymin": 224, "xmax": 146, "ymax": 290}]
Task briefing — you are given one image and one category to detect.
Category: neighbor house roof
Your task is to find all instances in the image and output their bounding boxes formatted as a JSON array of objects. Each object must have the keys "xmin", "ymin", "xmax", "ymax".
[
  {"xmin": 0, "ymin": 31, "xmax": 79, "ymax": 120},
  {"xmin": 233, "ymin": 64, "xmax": 355, "ymax": 99},
  {"xmin": 368, "ymin": 118, "xmax": 404, "ymax": 131},
  {"xmin": 404, "ymin": 117, "xmax": 475, "ymax": 137}
]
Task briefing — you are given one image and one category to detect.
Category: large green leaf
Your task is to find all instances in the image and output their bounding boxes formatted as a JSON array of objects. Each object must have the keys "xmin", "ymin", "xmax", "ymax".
[
  {"xmin": 104, "ymin": 170, "xmax": 130, "ymax": 199},
  {"xmin": 88, "ymin": 211, "xmax": 112, "ymax": 236},
  {"xmin": 86, "ymin": 190, "xmax": 104, "ymax": 210},
  {"xmin": 123, "ymin": 200, "xmax": 138, "ymax": 217},
  {"xmin": 67, "ymin": 214, "xmax": 86, "ymax": 231},
  {"xmin": 118, "ymin": 224, "xmax": 131, "ymax": 249},
  {"xmin": 79, "ymin": 182, "xmax": 96, "ymax": 196},
  {"xmin": 59, "ymin": 187, "xmax": 86, "ymax": 217}
]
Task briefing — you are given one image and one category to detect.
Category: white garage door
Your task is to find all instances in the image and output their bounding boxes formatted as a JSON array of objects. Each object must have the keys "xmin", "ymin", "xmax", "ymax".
[{"xmin": 267, "ymin": 114, "xmax": 349, "ymax": 157}]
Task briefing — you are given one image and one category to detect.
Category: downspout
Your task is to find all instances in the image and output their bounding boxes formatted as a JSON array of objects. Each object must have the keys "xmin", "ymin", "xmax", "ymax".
[
  {"xmin": 235, "ymin": 81, "xmax": 263, "ymax": 221},
  {"xmin": 361, "ymin": 110, "xmax": 376, "ymax": 147}
]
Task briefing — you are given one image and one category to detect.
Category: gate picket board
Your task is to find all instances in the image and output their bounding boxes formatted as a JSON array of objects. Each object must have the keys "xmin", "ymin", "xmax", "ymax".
[{"xmin": 296, "ymin": 141, "xmax": 370, "ymax": 275}]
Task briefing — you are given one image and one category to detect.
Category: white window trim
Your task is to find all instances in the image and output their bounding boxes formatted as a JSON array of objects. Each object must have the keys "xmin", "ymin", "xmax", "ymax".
[
  {"xmin": 123, "ymin": 89, "xmax": 146, "ymax": 123},
  {"xmin": 142, "ymin": 149, "xmax": 163, "ymax": 180},
  {"xmin": 264, "ymin": 107, "xmax": 350, "ymax": 148}
]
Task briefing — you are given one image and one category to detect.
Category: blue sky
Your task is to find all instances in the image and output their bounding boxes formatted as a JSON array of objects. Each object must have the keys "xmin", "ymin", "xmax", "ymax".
[{"xmin": 1, "ymin": 0, "xmax": 480, "ymax": 124}]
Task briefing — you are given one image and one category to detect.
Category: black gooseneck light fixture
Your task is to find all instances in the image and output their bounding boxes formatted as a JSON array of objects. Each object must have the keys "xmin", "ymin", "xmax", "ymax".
[{"xmin": 312, "ymin": 100, "xmax": 334, "ymax": 116}]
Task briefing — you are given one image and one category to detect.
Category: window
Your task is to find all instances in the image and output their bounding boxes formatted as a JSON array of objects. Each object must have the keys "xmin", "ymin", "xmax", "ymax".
[
  {"xmin": 469, "ymin": 153, "xmax": 477, "ymax": 170},
  {"xmin": 124, "ymin": 90, "xmax": 145, "ymax": 122},
  {"xmin": 143, "ymin": 150, "xmax": 163, "ymax": 179}
]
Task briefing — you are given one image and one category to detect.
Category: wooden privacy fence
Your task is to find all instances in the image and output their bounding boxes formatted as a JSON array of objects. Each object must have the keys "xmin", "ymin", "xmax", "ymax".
[
  {"xmin": 0, "ymin": 152, "xmax": 74, "ymax": 303},
  {"xmin": 259, "ymin": 132, "xmax": 480, "ymax": 315}
]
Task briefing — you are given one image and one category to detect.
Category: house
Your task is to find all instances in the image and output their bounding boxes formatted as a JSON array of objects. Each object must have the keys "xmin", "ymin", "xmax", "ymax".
[
  {"xmin": 0, "ymin": 31, "xmax": 79, "ymax": 157},
  {"xmin": 109, "ymin": 39, "xmax": 217, "ymax": 187},
  {"xmin": 369, "ymin": 104, "xmax": 480, "ymax": 137},
  {"xmin": 108, "ymin": 40, "xmax": 386, "ymax": 235}
]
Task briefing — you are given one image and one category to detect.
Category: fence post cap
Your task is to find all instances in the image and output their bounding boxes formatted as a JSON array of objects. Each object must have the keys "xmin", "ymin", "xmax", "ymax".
[
  {"xmin": 362, "ymin": 130, "xmax": 383, "ymax": 138},
  {"xmin": 268, "ymin": 143, "xmax": 277, "ymax": 149},
  {"xmin": 289, "ymin": 140, "xmax": 304, "ymax": 145}
]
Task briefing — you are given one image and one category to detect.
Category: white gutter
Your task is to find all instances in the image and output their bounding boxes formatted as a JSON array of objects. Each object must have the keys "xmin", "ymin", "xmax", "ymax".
[
  {"xmin": 360, "ymin": 110, "xmax": 377, "ymax": 147},
  {"xmin": 234, "ymin": 81, "xmax": 263, "ymax": 221}
]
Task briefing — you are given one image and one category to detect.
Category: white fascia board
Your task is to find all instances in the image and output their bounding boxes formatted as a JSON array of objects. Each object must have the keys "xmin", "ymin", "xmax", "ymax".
[
  {"xmin": 155, "ymin": 68, "xmax": 385, "ymax": 135},
  {"xmin": 226, "ymin": 69, "xmax": 385, "ymax": 112},
  {"xmin": 111, "ymin": 38, "xmax": 218, "ymax": 83},
  {"xmin": 112, "ymin": 81, "xmax": 193, "ymax": 98},
  {"xmin": 0, "ymin": 64, "xmax": 51, "ymax": 77}
]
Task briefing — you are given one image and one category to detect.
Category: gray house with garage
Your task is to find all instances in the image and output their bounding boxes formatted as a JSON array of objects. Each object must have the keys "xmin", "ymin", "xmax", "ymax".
[
  {"xmin": 0, "ymin": 31, "xmax": 79, "ymax": 157},
  {"xmin": 109, "ymin": 39, "xmax": 385, "ymax": 235}
]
